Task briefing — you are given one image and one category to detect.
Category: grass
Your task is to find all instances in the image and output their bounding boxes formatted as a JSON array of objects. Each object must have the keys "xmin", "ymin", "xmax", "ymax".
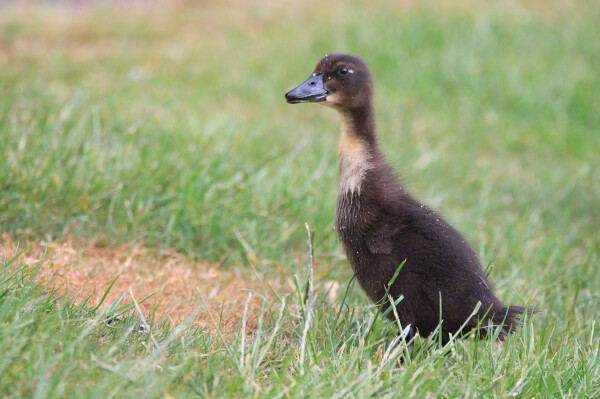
[{"xmin": 1, "ymin": 0, "xmax": 599, "ymax": 397}]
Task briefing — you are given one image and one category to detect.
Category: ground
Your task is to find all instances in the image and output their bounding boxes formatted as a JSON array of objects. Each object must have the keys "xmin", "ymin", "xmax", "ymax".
[{"xmin": 1, "ymin": 233, "xmax": 294, "ymax": 334}]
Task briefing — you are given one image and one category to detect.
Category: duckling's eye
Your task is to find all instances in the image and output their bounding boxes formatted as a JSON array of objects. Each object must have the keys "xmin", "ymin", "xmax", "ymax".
[{"xmin": 338, "ymin": 67, "xmax": 349, "ymax": 75}]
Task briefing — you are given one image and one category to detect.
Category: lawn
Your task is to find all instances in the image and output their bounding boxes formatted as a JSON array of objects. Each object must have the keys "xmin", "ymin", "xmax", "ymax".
[{"xmin": 1, "ymin": 0, "xmax": 599, "ymax": 397}]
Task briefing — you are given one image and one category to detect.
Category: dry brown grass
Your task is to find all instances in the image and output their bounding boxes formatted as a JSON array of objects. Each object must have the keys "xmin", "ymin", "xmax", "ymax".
[{"xmin": 0, "ymin": 233, "xmax": 281, "ymax": 335}]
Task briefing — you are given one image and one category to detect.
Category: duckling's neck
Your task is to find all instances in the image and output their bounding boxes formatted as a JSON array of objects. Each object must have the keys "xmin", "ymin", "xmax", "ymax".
[
  {"xmin": 341, "ymin": 106, "xmax": 377, "ymax": 145},
  {"xmin": 337, "ymin": 106, "xmax": 378, "ymax": 195}
]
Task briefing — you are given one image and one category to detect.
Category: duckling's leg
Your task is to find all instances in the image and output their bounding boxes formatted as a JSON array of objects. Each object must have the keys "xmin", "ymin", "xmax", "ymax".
[
  {"xmin": 397, "ymin": 325, "xmax": 417, "ymax": 364},
  {"xmin": 403, "ymin": 325, "xmax": 417, "ymax": 343}
]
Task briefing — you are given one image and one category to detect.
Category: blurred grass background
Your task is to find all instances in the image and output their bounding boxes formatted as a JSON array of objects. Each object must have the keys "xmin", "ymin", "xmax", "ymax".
[
  {"xmin": 1, "ymin": 0, "xmax": 599, "ymax": 396},
  {"xmin": 2, "ymin": 1, "xmax": 598, "ymax": 267}
]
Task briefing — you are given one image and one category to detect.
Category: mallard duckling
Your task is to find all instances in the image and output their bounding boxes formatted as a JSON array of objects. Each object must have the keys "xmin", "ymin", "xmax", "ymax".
[{"xmin": 285, "ymin": 53, "xmax": 534, "ymax": 343}]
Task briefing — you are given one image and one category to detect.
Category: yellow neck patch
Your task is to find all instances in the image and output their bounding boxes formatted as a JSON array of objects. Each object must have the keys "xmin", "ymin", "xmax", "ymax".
[{"xmin": 337, "ymin": 124, "xmax": 372, "ymax": 195}]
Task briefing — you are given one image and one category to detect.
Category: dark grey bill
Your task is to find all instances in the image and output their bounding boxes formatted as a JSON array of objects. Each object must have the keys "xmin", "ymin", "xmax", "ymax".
[{"xmin": 285, "ymin": 74, "xmax": 328, "ymax": 104}]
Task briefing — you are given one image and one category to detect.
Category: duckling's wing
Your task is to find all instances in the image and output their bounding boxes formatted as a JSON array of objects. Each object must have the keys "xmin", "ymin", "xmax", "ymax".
[{"xmin": 365, "ymin": 223, "xmax": 406, "ymax": 255}]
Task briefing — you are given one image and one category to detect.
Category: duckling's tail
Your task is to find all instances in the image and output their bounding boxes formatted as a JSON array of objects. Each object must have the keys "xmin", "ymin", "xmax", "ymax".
[{"xmin": 493, "ymin": 305, "xmax": 539, "ymax": 335}]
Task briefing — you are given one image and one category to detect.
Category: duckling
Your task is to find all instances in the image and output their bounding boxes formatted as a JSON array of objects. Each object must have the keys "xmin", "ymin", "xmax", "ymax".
[{"xmin": 285, "ymin": 53, "xmax": 535, "ymax": 344}]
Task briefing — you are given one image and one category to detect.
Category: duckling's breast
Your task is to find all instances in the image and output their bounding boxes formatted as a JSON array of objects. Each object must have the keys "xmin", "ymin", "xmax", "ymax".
[{"xmin": 334, "ymin": 185, "xmax": 380, "ymax": 271}]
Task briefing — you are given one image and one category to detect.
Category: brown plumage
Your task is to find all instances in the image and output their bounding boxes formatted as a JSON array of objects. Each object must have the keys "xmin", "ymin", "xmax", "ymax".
[{"xmin": 285, "ymin": 53, "xmax": 535, "ymax": 344}]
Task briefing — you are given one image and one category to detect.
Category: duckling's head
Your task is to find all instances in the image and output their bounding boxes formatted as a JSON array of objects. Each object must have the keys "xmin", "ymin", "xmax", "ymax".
[{"xmin": 285, "ymin": 53, "xmax": 374, "ymax": 112}]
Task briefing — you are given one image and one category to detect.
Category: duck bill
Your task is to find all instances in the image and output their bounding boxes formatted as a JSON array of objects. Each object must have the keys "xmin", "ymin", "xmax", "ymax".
[{"xmin": 285, "ymin": 74, "xmax": 328, "ymax": 104}]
